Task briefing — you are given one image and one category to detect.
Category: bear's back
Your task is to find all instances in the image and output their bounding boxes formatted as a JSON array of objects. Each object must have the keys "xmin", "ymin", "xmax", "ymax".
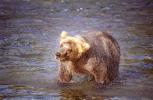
[
  {"xmin": 81, "ymin": 31, "xmax": 120, "ymax": 81},
  {"xmin": 83, "ymin": 32, "xmax": 120, "ymax": 62}
]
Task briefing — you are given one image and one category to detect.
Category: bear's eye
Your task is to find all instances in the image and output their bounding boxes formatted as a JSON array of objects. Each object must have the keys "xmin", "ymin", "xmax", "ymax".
[{"xmin": 67, "ymin": 49, "xmax": 72, "ymax": 53}]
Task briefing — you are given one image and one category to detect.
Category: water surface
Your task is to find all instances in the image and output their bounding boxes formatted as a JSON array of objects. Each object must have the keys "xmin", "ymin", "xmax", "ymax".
[{"xmin": 0, "ymin": 0, "xmax": 153, "ymax": 99}]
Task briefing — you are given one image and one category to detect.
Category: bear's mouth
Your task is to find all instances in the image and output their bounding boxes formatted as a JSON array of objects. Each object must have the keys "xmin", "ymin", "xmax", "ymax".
[
  {"xmin": 55, "ymin": 52, "xmax": 69, "ymax": 61},
  {"xmin": 58, "ymin": 57, "xmax": 68, "ymax": 61}
]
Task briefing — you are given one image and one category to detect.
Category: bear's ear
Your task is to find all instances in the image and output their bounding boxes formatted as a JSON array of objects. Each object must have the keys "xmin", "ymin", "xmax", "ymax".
[{"xmin": 60, "ymin": 31, "xmax": 68, "ymax": 39}]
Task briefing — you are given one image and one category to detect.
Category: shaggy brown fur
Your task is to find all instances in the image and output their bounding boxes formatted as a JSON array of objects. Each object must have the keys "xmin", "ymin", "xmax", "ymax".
[{"xmin": 56, "ymin": 31, "xmax": 120, "ymax": 84}]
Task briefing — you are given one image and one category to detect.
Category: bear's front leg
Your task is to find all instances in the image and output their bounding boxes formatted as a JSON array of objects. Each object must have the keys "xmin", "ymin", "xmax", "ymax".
[
  {"xmin": 58, "ymin": 65, "xmax": 72, "ymax": 83},
  {"xmin": 58, "ymin": 61, "xmax": 75, "ymax": 83}
]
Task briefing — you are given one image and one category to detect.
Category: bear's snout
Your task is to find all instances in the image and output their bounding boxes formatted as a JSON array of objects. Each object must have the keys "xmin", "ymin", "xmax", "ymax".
[{"xmin": 56, "ymin": 52, "xmax": 61, "ymax": 58}]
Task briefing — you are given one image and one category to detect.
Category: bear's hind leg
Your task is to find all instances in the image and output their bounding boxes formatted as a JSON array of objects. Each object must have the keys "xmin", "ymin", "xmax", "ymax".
[{"xmin": 93, "ymin": 67, "xmax": 109, "ymax": 84}]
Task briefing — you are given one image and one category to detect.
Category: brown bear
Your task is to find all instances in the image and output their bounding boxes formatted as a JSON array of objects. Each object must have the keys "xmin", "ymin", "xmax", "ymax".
[{"xmin": 56, "ymin": 31, "xmax": 120, "ymax": 84}]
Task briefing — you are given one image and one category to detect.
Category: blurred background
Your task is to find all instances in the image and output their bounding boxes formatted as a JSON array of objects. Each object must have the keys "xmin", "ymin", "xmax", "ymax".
[{"xmin": 0, "ymin": 0, "xmax": 153, "ymax": 99}]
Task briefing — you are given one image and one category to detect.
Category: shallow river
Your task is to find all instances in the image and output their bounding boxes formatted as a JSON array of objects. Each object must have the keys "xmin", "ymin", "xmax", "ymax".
[{"xmin": 0, "ymin": 0, "xmax": 153, "ymax": 99}]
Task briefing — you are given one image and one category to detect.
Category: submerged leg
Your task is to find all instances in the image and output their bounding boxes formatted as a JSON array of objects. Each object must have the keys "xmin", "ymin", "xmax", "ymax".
[{"xmin": 58, "ymin": 65, "xmax": 72, "ymax": 83}]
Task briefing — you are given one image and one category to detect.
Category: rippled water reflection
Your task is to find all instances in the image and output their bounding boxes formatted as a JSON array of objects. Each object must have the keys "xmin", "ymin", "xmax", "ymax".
[{"xmin": 0, "ymin": 0, "xmax": 153, "ymax": 99}]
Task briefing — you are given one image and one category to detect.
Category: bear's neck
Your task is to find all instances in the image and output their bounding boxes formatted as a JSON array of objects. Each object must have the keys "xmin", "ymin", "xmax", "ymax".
[
  {"xmin": 71, "ymin": 36, "xmax": 92, "ymax": 69},
  {"xmin": 69, "ymin": 49, "xmax": 91, "ymax": 74},
  {"xmin": 74, "ymin": 47, "xmax": 91, "ymax": 65},
  {"xmin": 75, "ymin": 36, "xmax": 92, "ymax": 63}
]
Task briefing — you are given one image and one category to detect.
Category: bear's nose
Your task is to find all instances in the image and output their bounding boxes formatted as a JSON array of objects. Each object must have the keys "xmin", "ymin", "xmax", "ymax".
[{"xmin": 56, "ymin": 52, "xmax": 61, "ymax": 57}]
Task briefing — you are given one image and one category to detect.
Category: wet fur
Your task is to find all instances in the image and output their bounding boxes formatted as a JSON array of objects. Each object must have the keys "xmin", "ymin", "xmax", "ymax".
[{"xmin": 57, "ymin": 31, "xmax": 120, "ymax": 84}]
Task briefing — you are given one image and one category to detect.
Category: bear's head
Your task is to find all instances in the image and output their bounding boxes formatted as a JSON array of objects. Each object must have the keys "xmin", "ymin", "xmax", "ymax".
[{"xmin": 56, "ymin": 31, "xmax": 90, "ymax": 61}]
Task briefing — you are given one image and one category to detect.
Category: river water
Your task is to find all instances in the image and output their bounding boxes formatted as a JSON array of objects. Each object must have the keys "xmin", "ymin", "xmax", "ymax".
[{"xmin": 0, "ymin": 0, "xmax": 153, "ymax": 99}]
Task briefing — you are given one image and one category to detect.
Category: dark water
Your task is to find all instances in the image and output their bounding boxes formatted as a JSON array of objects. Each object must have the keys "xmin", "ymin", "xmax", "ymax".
[{"xmin": 0, "ymin": 0, "xmax": 153, "ymax": 99}]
